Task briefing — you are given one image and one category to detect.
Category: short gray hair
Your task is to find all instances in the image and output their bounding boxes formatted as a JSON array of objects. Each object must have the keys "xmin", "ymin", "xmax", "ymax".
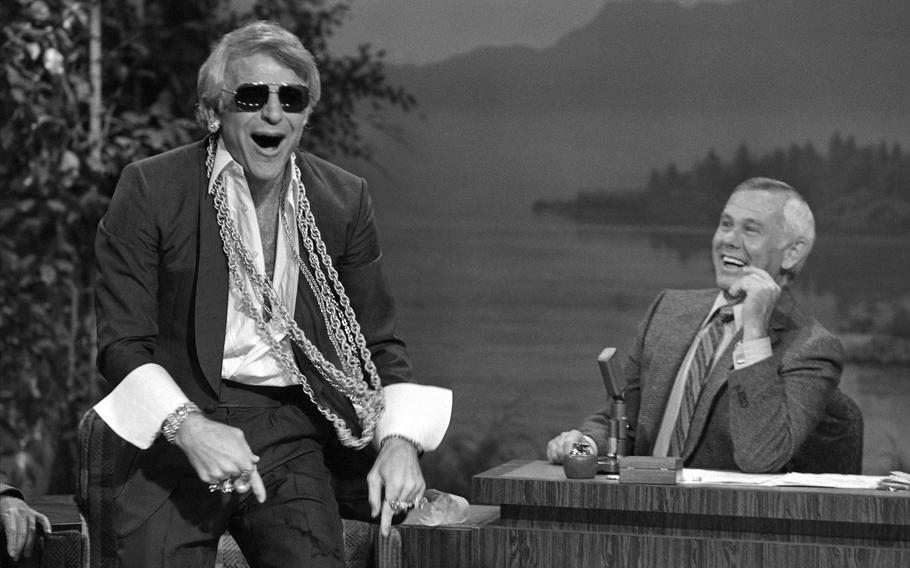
[
  {"xmin": 732, "ymin": 177, "xmax": 815, "ymax": 278},
  {"xmin": 196, "ymin": 21, "xmax": 321, "ymax": 128}
]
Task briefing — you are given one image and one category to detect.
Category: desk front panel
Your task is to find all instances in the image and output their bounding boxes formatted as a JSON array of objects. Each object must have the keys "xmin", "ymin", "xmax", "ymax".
[{"xmin": 469, "ymin": 460, "xmax": 910, "ymax": 568}]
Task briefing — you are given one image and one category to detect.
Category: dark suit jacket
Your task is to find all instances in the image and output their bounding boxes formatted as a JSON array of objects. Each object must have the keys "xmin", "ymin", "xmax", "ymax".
[
  {"xmin": 94, "ymin": 139, "xmax": 412, "ymax": 533},
  {"xmin": 581, "ymin": 288, "xmax": 844, "ymax": 473}
]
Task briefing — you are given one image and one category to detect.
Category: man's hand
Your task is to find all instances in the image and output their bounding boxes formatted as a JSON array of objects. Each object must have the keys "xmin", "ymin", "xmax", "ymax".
[
  {"xmin": 1, "ymin": 495, "xmax": 51, "ymax": 562},
  {"xmin": 367, "ymin": 438, "xmax": 425, "ymax": 537},
  {"xmin": 546, "ymin": 429, "xmax": 586, "ymax": 464},
  {"xmin": 727, "ymin": 266, "xmax": 781, "ymax": 341},
  {"xmin": 174, "ymin": 414, "xmax": 266, "ymax": 503}
]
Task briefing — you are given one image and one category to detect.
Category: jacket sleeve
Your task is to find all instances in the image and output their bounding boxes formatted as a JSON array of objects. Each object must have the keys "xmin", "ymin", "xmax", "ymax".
[
  {"xmin": 95, "ymin": 162, "xmax": 163, "ymax": 385},
  {"xmin": 337, "ymin": 178, "xmax": 413, "ymax": 387},
  {"xmin": 94, "ymin": 162, "xmax": 189, "ymax": 447},
  {"xmin": 0, "ymin": 483, "xmax": 24, "ymax": 500},
  {"xmin": 726, "ymin": 323, "xmax": 843, "ymax": 473}
]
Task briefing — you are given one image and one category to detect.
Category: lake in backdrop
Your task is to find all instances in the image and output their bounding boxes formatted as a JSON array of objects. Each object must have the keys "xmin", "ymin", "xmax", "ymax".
[{"xmin": 371, "ymin": 200, "xmax": 910, "ymax": 477}]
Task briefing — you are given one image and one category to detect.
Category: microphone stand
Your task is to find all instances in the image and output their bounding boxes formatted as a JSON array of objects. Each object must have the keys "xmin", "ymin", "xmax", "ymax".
[{"xmin": 597, "ymin": 347, "xmax": 628, "ymax": 474}]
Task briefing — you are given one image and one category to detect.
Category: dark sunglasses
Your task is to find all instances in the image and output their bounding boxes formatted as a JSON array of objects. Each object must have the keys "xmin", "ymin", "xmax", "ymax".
[{"xmin": 222, "ymin": 82, "xmax": 310, "ymax": 113}]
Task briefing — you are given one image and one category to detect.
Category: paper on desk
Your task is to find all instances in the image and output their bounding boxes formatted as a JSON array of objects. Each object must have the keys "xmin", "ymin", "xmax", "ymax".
[{"xmin": 680, "ymin": 469, "xmax": 885, "ymax": 490}]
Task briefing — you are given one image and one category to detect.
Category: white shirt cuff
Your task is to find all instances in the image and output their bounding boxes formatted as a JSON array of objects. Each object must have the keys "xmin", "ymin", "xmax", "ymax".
[
  {"xmin": 93, "ymin": 363, "xmax": 190, "ymax": 449},
  {"xmin": 375, "ymin": 383, "xmax": 452, "ymax": 452},
  {"xmin": 732, "ymin": 337, "xmax": 773, "ymax": 370}
]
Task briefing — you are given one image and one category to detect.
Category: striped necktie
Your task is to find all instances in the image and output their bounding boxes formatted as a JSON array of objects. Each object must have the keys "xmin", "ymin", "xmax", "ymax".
[{"xmin": 669, "ymin": 305, "xmax": 735, "ymax": 457}]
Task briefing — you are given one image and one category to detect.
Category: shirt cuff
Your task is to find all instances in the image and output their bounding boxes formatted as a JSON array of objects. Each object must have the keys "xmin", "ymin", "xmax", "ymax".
[
  {"xmin": 732, "ymin": 337, "xmax": 773, "ymax": 369},
  {"xmin": 93, "ymin": 363, "xmax": 190, "ymax": 449},
  {"xmin": 375, "ymin": 383, "xmax": 452, "ymax": 452}
]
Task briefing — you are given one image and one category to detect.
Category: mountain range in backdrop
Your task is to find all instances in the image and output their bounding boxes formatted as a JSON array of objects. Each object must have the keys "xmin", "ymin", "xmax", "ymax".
[{"xmin": 347, "ymin": 0, "xmax": 910, "ymax": 217}]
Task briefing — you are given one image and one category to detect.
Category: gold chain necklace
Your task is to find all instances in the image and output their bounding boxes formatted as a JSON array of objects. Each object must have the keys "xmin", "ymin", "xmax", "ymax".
[{"xmin": 205, "ymin": 135, "xmax": 383, "ymax": 448}]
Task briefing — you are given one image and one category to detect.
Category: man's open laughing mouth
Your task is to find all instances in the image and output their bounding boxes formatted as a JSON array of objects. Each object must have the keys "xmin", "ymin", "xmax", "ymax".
[
  {"xmin": 251, "ymin": 133, "xmax": 284, "ymax": 149},
  {"xmin": 721, "ymin": 255, "xmax": 746, "ymax": 269}
]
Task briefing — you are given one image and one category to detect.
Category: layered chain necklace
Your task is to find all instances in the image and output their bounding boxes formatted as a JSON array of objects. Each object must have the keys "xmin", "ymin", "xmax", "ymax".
[{"xmin": 205, "ymin": 135, "xmax": 383, "ymax": 448}]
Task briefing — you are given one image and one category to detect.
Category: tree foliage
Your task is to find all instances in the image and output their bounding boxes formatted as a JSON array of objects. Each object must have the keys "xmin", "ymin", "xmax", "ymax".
[
  {"xmin": 1, "ymin": 0, "xmax": 416, "ymax": 493},
  {"xmin": 539, "ymin": 134, "xmax": 910, "ymax": 236}
]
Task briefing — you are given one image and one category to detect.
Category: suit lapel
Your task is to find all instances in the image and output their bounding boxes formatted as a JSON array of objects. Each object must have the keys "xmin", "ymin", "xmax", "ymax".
[
  {"xmin": 193, "ymin": 142, "xmax": 229, "ymax": 395},
  {"xmin": 654, "ymin": 292, "xmax": 716, "ymax": 392},
  {"xmin": 640, "ymin": 290, "xmax": 715, "ymax": 450},
  {"xmin": 683, "ymin": 326, "xmax": 739, "ymax": 458}
]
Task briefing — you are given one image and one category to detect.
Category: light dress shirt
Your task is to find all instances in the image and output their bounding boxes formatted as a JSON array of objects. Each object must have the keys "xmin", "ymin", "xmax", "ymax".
[
  {"xmin": 585, "ymin": 292, "xmax": 772, "ymax": 457},
  {"xmin": 95, "ymin": 140, "xmax": 451, "ymax": 451},
  {"xmin": 215, "ymin": 140, "xmax": 299, "ymax": 387}
]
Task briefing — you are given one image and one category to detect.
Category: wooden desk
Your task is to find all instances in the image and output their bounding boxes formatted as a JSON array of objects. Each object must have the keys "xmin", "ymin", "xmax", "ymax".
[
  {"xmin": 396, "ymin": 504, "xmax": 500, "ymax": 568},
  {"xmin": 467, "ymin": 460, "xmax": 910, "ymax": 568}
]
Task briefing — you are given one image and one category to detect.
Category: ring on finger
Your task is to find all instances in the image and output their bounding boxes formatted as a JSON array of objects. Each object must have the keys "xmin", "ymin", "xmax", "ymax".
[
  {"xmin": 233, "ymin": 478, "xmax": 251, "ymax": 493},
  {"xmin": 207, "ymin": 478, "xmax": 234, "ymax": 494},
  {"xmin": 387, "ymin": 498, "xmax": 416, "ymax": 513}
]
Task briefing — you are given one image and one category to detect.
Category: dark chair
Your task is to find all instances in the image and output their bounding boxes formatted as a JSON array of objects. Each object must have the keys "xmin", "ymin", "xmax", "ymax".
[
  {"xmin": 0, "ymin": 529, "xmax": 85, "ymax": 568},
  {"xmin": 76, "ymin": 408, "xmax": 399, "ymax": 568},
  {"xmin": 791, "ymin": 389, "xmax": 864, "ymax": 474}
]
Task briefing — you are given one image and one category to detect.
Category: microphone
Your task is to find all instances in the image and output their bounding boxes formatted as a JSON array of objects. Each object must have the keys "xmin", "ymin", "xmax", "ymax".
[{"xmin": 597, "ymin": 347, "xmax": 624, "ymax": 400}]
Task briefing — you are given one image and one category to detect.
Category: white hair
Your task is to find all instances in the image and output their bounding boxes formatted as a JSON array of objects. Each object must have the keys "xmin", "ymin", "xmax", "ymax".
[{"xmin": 732, "ymin": 177, "xmax": 815, "ymax": 278}]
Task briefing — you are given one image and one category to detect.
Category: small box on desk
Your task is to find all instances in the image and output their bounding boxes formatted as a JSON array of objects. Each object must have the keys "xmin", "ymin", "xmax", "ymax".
[{"xmin": 618, "ymin": 456, "xmax": 682, "ymax": 485}]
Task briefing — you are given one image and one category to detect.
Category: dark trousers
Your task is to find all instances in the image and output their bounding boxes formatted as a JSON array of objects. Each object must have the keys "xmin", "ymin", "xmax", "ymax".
[{"xmin": 116, "ymin": 382, "xmax": 345, "ymax": 568}]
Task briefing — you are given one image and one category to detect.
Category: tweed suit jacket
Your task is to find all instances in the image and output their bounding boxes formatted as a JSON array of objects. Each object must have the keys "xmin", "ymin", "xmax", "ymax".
[
  {"xmin": 580, "ymin": 288, "xmax": 843, "ymax": 473},
  {"xmin": 94, "ymin": 139, "xmax": 412, "ymax": 533}
]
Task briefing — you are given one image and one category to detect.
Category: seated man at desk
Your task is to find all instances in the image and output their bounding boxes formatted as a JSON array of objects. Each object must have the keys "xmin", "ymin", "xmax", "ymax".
[{"xmin": 548, "ymin": 177, "xmax": 847, "ymax": 473}]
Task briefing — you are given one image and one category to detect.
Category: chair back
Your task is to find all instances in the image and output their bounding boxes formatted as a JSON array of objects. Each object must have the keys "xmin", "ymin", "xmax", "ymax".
[{"xmin": 792, "ymin": 389, "xmax": 864, "ymax": 474}]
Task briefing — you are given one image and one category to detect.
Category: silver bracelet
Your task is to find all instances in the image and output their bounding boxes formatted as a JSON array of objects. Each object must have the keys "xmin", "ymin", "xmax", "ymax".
[
  {"xmin": 380, "ymin": 433, "xmax": 424, "ymax": 456},
  {"xmin": 160, "ymin": 402, "xmax": 201, "ymax": 444}
]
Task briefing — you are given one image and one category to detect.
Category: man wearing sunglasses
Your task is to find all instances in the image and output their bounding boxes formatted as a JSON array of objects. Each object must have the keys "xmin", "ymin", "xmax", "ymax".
[{"xmin": 93, "ymin": 21, "xmax": 450, "ymax": 568}]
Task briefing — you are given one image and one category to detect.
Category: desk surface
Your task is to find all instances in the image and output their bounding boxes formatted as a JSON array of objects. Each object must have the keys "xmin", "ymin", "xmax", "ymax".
[{"xmin": 473, "ymin": 459, "xmax": 910, "ymax": 526}]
